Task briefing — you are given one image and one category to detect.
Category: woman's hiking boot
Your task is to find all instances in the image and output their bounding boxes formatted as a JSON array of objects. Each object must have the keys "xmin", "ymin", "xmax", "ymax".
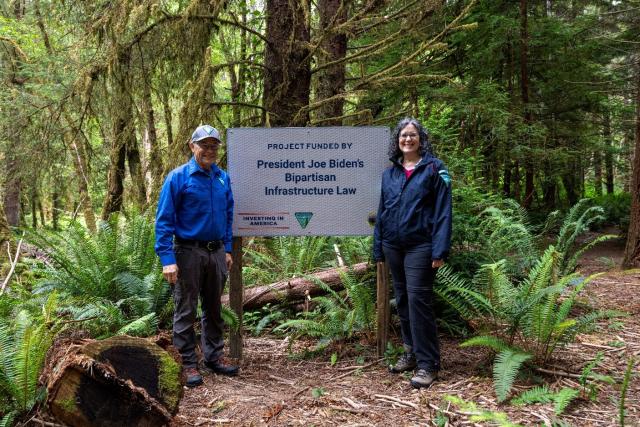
[
  {"xmin": 389, "ymin": 352, "xmax": 417, "ymax": 373},
  {"xmin": 410, "ymin": 369, "xmax": 438, "ymax": 388}
]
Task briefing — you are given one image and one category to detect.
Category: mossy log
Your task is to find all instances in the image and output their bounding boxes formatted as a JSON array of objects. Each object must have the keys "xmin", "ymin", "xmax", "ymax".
[
  {"xmin": 45, "ymin": 335, "xmax": 182, "ymax": 427},
  {"xmin": 221, "ymin": 261, "xmax": 370, "ymax": 310}
]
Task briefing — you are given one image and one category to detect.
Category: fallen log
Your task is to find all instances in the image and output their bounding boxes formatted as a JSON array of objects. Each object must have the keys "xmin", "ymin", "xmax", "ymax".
[
  {"xmin": 221, "ymin": 262, "xmax": 371, "ymax": 310},
  {"xmin": 45, "ymin": 335, "xmax": 182, "ymax": 427}
]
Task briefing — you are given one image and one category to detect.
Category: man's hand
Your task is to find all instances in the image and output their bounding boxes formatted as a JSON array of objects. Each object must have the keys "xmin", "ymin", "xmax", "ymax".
[
  {"xmin": 432, "ymin": 259, "xmax": 444, "ymax": 269},
  {"xmin": 225, "ymin": 253, "xmax": 233, "ymax": 271},
  {"xmin": 163, "ymin": 264, "xmax": 179, "ymax": 285}
]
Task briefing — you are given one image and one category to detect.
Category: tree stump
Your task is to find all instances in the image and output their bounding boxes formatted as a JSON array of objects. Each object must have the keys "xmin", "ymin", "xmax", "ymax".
[{"xmin": 45, "ymin": 335, "xmax": 182, "ymax": 427}]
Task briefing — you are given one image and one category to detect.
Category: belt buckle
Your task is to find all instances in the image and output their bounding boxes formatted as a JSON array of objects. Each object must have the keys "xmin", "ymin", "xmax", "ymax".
[{"xmin": 206, "ymin": 241, "xmax": 217, "ymax": 251}]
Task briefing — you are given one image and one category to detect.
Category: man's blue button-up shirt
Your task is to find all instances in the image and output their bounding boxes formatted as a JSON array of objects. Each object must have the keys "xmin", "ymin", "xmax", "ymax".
[{"xmin": 155, "ymin": 157, "xmax": 234, "ymax": 266}]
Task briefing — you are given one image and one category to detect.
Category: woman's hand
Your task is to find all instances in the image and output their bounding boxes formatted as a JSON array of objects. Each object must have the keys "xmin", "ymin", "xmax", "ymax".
[{"xmin": 432, "ymin": 259, "xmax": 444, "ymax": 269}]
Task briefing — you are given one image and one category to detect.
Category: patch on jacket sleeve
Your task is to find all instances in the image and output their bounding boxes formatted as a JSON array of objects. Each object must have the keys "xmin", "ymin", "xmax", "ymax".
[{"xmin": 438, "ymin": 169, "xmax": 451, "ymax": 187}]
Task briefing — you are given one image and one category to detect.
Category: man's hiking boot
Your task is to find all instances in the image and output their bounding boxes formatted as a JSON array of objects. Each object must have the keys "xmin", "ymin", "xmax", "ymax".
[
  {"xmin": 204, "ymin": 359, "xmax": 239, "ymax": 376},
  {"xmin": 389, "ymin": 352, "xmax": 417, "ymax": 373},
  {"xmin": 410, "ymin": 369, "xmax": 438, "ymax": 388},
  {"xmin": 184, "ymin": 367, "xmax": 203, "ymax": 388}
]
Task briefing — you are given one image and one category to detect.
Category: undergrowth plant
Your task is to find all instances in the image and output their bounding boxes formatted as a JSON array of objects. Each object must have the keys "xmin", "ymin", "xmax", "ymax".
[
  {"xmin": 458, "ymin": 246, "xmax": 618, "ymax": 402},
  {"xmin": 243, "ymin": 236, "xmax": 335, "ymax": 285},
  {"xmin": 26, "ymin": 215, "xmax": 171, "ymax": 338},
  {"xmin": 273, "ymin": 269, "xmax": 375, "ymax": 353},
  {"xmin": 0, "ymin": 293, "xmax": 59, "ymax": 427}
]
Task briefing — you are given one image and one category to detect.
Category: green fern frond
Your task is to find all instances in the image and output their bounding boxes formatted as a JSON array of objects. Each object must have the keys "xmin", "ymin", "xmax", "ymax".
[
  {"xmin": 221, "ymin": 305, "xmax": 239, "ymax": 332},
  {"xmin": 561, "ymin": 234, "xmax": 617, "ymax": 275},
  {"xmin": 116, "ymin": 313, "xmax": 158, "ymax": 337},
  {"xmin": 493, "ymin": 350, "xmax": 532, "ymax": 402},
  {"xmin": 553, "ymin": 387, "xmax": 579, "ymax": 415},
  {"xmin": 460, "ymin": 336, "xmax": 513, "ymax": 353},
  {"xmin": 511, "ymin": 385, "xmax": 553, "ymax": 405},
  {"xmin": 0, "ymin": 411, "xmax": 17, "ymax": 427}
]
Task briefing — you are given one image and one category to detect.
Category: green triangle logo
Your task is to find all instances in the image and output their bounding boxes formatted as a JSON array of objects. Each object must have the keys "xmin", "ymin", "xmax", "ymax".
[{"xmin": 294, "ymin": 212, "xmax": 313, "ymax": 229}]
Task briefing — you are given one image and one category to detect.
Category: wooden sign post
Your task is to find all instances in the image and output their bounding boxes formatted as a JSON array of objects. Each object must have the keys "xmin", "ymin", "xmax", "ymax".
[
  {"xmin": 376, "ymin": 261, "xmax": 390, "ymax": 357},
  {"xmin": 229, "ymin": 237, "xmax": 244, "ymax": 359}
]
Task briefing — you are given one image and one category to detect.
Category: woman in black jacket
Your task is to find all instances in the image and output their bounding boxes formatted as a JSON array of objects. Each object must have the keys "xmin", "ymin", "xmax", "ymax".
[{"xmin": 373, "ymin": 117, "xmax": 452, "ymax": 388}]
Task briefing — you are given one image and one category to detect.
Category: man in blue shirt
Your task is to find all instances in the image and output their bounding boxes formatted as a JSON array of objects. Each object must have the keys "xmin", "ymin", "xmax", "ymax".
[{"xmin": 155, "ymin": 124, "xmax": 238, "ymax": 387}]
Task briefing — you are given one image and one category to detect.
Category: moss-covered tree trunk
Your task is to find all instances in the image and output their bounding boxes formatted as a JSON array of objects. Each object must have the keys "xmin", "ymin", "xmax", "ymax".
[
  {"xmin": 315, "ymin": 0, "xmax": 347, "ymax": 126},
  {"xmin": 263, "ymin": 0, "xmax": 311, "ymax": 126},
  {"xmin": 46, "ymin": 335, "xmax": 182, "ymax": 427}
]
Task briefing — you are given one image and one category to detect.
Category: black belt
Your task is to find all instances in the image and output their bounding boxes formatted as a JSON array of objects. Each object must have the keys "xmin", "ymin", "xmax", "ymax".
[{"xmin": 175, "ymin": 238, "xmax": 223, "ymax": 251}]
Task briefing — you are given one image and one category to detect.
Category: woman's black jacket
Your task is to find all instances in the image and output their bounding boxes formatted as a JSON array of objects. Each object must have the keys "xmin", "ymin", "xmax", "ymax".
[{"xmin": 372, "ymin": 153, "xmax": 452, "ymax": 262}]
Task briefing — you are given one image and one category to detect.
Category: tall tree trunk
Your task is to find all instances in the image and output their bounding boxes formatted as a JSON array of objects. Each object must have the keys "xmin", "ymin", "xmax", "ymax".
[
  {"xmin": 315, "ymin": 0, "xmax": 347, "ymax": 126},
  {"xmin": 102, "ymin": 54, "xmax": 133, "ymax": 220},
  {"xmin": 520, "ymin": 0, "xmax": 534, "ymax": 208},
  {"xmin": 513, "ymin": 160, "xmax": 521, "ymax": 202},
  {"xmin": 604, "ymin": 108, "xmax": 615, "ymax": 194},
  {"xmin": 263, "ymin": 0, "xmax": 311, "ymax": 126},
  {"xmin": 593, "ymin": 150, "xmax": 603, "ymax": 196},
  {"xmin": 623, "ymin": 58, "xmax": 640, "ymax": 268},
  {"xmin": 503, "ymin": 160, "xmax": 512, "ymax": 197},
  {"xmin": 127, "ymin": 133, "xmax": 147, "ymax": 210},
  {"xmin": 0, "ymin": 202, "xmax": 13, "ymax": 269},
  {"xmin": 31, "ymin": 187, "xmax": 38, "ymax": 228},
  {"xmin": 140, "ymin": 52, "xmax": 162, "ymax": 204},
  {"xmin": 63, "ymin": 114, "xmax": 97, "ymax": 233},
  {"xmin": 3, "ymin": 150, "xmax": 21, "ymax": 227}
]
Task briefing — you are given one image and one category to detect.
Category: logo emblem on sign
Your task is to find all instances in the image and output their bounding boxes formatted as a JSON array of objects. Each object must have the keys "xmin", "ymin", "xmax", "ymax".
[{"xmin": 294, "ymin": 212, "xmax": 313, "ymax": 229}]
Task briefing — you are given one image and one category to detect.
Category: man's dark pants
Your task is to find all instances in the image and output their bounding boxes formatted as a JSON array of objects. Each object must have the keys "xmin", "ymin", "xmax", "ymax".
[
  {"xmin": 383, "ymin": 242, "xmax": 440, "ymax": 372},
  {"xmin": 173, "ymin": 244, "xmax": 227, "ymax": 368}
]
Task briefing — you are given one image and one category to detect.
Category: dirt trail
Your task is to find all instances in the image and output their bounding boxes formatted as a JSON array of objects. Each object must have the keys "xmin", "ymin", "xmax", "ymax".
[{"xmin": 173, "ymin": 237, "xmax": 640, "ymax": 426}]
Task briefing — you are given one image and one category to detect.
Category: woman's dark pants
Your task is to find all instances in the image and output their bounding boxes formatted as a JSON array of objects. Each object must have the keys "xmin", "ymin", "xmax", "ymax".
[{"xmin": 383, "ymin": 243, "xmax": 440, "ymax": 372}]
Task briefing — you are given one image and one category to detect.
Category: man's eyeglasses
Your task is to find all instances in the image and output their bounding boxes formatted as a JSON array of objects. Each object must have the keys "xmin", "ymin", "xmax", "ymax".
[{"xmin": 196, "ymin": 141, "xmax": 221, "ymax": 150}]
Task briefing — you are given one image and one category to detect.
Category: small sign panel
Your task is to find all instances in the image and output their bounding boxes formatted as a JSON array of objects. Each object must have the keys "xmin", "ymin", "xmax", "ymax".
[{"xmin": 227, "ymin": 127, "xmax": 390, "ymax": 236}]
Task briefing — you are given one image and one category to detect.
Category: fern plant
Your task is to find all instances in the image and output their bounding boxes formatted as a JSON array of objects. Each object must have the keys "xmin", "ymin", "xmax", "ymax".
[
  {"xmin": 273, "ymin": 268, "xmax": 376, "ymax": 352},
  {"xmin": 243, "ymin": 236, "xmax": 334, "ymax": 285},
  {"xmin": 512, "ymin": 385, "xmax": 579, "ymax": 415},
  {"xmin": 460, "ymin": 245, "xmax": 618, "ymax": 402},
  {"xmin": 554, "ymin": 199, "xmax": 616, "ymax": 275},
  {"xmin": 0, "ymin": 293, "xmax": 59, "ymax": 426},
  {"xmin": 26, "ymin": 215, "xmax": 171, "ymax": 338}
]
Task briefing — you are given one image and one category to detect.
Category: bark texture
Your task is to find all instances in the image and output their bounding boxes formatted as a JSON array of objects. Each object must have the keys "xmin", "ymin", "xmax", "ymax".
[
  {"xmin": 46, "ymin": 335, "xmax": 182, "ymax": 427},
  {"xmin": 221, "ymin": 262, "xmax": 370, "ymax": 310},
  {"xmin": 263, "ymin": 0, "xmax": 311, "ymax": 126},
  {"xmin": 623, "ymin": 59, "xmax": 640, "ymax": 268},
  {"xmin": 315, "ymin": 0, "xmax": 348, "ymax": 126}
]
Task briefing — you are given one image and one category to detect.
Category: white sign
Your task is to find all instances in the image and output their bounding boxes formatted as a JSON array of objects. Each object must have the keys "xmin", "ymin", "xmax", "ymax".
[{"xmin": 227, "ymin": 127, "xmax": 390, "ymax": 236}]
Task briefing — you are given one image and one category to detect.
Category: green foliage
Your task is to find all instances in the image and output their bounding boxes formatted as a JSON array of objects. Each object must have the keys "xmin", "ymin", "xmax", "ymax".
[
  {"xmin": 26, "ymin": 215, "xmax": 171, "ymax": 338},
  {"xmin": 444, "ymin": 395, "xmax": 521, "ymax": 427},
  {"xmin": 0, "ymin": 293, "xmax": 58, "ymax": 424},
  {"xmin": 619, "ymin": 358, "xmax": 635, "ymax": 427},
  {"xmin": 578, "ymin": 352, "xmax": 613, "ymax": 400},
  {"xmin": 273, "ymin": 269, "xmax": 375, "ymax": 352},
  {"xmin": 553, "ymin": 387, "xmax": 580, "ymax": 415},
  {"xmin": 591, "ymin": 193, "xmax": 631, "ymax": 230},
  {"xmin": 243, "ymin": 236, "xmax": 335, "ymax": 285},
  {"xmin": 492, "ymin": 350, "xmax": 532, "ymax": 402},
  {"xmin": 511, "ymin": 385, "xmax": 579, "ymax": 415},
  {"xmin": 243, "ymin": 304, "xmax": 287, "ymax": 336},
  {"xmin": 383, "ymin": 341, "xmax": 404, "ymax": 366},
  {"xmin": 311, "ymin": 387, "xmax": 325, "ymax": 398},
  {"xmin": 554, "ymin": 199, "xmax": 612, "ymax": 275},
  {"xmin": 511, "ymin": 385, "xmax": 554, "ymax": 405},
  {"xmin": 434, "ymin": 265, "xmax": 491, "ymax": 333}
]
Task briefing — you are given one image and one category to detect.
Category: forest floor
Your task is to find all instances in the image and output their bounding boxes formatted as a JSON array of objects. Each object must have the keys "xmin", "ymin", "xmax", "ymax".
[{"xmin": 172, "ymin": 234, "xmax": 640, "ymax": 427}]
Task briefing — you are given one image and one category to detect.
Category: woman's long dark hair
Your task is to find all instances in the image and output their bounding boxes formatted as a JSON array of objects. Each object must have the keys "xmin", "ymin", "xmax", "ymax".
[{"xmin": 388, "ymin": 117, "xmax": 432, "ymax": 159}]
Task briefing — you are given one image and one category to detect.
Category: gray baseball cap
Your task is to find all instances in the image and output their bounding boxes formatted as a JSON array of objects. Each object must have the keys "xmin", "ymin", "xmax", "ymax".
[{"xmin": 191, "ymin": 124, "xmax": 221, "ymax": 143}]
